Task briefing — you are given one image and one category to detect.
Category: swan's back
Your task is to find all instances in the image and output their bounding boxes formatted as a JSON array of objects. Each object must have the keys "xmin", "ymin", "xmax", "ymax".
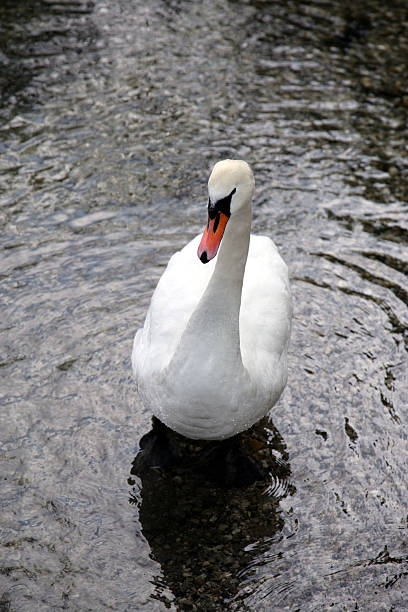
[{"xmin": 240, "ymin": 235, "xmax": 292, "ymax": 392}]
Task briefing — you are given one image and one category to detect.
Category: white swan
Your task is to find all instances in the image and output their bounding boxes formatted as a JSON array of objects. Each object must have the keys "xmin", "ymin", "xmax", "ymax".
[{"xmin": 132, "ymin": 160, "xmax": 292, "ymax": 441}]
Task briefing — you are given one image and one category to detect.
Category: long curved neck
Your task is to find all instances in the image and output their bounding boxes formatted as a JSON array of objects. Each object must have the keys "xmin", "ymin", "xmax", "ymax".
[
  {"xmin": 170, "ymin": 205, "xmax": 251, "ymax": 375},
  {"xmin": 202, "ymin": 205, "xmax": 251, "ymax": 324}
]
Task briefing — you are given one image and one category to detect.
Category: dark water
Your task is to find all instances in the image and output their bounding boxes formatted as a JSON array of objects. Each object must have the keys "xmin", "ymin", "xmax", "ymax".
[{"xmin": 1, "ymin": 0, "xmax": 407, "ymax": 610}]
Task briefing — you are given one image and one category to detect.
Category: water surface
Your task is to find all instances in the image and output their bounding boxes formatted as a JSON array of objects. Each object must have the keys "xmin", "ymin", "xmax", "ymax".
[{"xmin": 1, "ymin": 0, "xmax": 407, "ymax": 610}]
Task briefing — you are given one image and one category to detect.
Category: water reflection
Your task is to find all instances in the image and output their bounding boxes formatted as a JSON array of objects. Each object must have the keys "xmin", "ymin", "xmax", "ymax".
[{"xmin": 129, "ymin": 417, "xmax": 294, "ymax": 610}]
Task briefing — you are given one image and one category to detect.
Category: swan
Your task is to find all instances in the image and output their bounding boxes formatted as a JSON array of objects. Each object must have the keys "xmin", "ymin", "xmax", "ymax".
[{"xmin": 132, "ymin": 160, "xmax": 292, "ymax": 442}]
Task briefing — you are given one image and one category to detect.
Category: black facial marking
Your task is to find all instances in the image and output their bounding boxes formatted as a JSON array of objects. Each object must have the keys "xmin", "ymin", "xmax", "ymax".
[
  {"xmin": 213, "ymin": 212, "xmax": 220, "ymax": 234},
  {"xmin": 208, "ymin": 198, "xmax": 217, "ymax": 220},
  {"xmin": 208, "ymin": 187, "xmax": 236, "ymax": 219}
]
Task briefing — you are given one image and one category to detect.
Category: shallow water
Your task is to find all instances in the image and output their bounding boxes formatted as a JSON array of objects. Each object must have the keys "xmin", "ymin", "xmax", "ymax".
[{"xmin": 1, "ymin": 0, "xmax": 407, "ymax": 610}]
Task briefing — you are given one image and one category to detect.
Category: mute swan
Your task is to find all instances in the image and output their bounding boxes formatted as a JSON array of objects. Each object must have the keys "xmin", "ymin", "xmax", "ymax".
[{"xmin": 132, "ymin": 160, "xmax": 292, "ymax": 442}]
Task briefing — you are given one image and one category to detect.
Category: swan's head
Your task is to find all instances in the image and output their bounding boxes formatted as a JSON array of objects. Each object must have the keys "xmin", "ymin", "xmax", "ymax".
[{"xmin": 197, "ymin": 160, "xmax": 254, "ymax": 264}]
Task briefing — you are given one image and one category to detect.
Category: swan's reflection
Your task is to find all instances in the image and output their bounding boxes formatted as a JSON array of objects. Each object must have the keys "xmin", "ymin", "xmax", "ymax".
[{"xmin": 129, "ymin": 417, "xmax": 294, "ymax": 609}]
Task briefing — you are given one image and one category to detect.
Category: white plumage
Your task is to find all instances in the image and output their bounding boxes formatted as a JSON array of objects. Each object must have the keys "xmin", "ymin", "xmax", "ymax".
[{"xmin": 132, "ymin": 160, "xmax": 292, "ymax": 440}]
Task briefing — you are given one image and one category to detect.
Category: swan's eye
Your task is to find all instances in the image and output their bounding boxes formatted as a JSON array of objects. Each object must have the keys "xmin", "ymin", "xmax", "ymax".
[{"xmin": 208, "ymin": 187, "xmax": 236, "ymax": 219}]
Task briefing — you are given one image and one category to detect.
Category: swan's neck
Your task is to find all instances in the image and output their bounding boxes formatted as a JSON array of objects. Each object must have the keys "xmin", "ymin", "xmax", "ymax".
[
  {"xmin": 202, "ymin": 205, "xmax": 251, "ymax": 325},
  {"xmin": 171, "ymin": 205, "xmax": 251, "ymax": 375}
]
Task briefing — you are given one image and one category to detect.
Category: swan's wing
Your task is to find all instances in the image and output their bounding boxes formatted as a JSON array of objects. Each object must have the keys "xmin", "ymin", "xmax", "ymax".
[
  {"xmin": 240, "ymin": 235, "xmax": 292, "ymax": 383},
  {"xmin": 132, "ymin": 234, "xmax": 216, "ymax": 377}
]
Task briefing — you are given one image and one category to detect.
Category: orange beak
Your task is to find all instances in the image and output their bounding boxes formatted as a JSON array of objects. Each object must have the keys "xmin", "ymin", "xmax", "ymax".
[{"xmin": 197, "ymin": 211, "xmax": 229, "ymax": 263}]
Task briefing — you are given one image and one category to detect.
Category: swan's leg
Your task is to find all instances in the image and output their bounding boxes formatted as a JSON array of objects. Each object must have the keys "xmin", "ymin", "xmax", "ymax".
[
  {"xmin": 131, "ymin": 416, "xmax": 179, "ymax": 473},
  {"xmin": 132, "ymin": 418, "xmax": 266, "ymax": 487},
  {"xmin": 194, "ymin": 435, "xmax": 265, "ymax": 487}
]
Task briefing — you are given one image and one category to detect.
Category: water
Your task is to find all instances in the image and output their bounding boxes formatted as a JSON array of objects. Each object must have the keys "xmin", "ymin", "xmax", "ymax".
[{"xmin": 1, "ymin": 0, "xmax": 407, "ymax": 609}]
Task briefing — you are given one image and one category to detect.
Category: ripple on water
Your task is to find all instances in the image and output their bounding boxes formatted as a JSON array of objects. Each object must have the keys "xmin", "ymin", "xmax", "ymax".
[{"xmin": 318, "ymin": 198, "xmax": 408, "ymax": 338}]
